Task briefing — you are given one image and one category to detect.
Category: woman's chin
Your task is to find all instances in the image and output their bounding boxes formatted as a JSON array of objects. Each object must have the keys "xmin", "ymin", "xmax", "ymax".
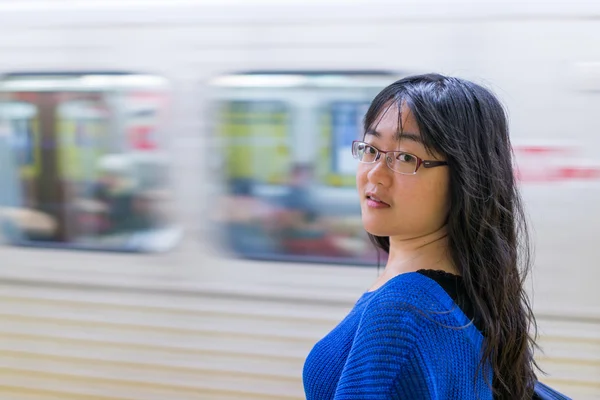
[{"xmin": 361, "ymin": 218, "xmax": 394, "ymax": 238}]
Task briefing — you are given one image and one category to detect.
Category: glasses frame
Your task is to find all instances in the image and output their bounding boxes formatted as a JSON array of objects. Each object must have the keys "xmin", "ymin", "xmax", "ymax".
[{"xmin": 352, "ymin": 140, "xmax": 448, "ymax": 175}]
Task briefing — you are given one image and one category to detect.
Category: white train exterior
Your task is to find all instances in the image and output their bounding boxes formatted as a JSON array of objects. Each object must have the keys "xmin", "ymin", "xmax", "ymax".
[{"xmin": 0, "ymin": 1, "xmax": 598, "ymax": 399}]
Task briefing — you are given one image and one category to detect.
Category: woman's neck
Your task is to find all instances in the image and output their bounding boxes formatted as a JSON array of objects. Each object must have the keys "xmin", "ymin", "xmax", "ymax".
[{"xmin": 384, "ymin": 226, "xmax": 457, "ymax": 277}]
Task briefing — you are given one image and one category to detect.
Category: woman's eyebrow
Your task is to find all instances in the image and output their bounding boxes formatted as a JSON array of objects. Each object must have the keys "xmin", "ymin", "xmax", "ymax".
[
  {"xmin": 364, "ymin": 129, "xmax": 423, "ymax": 144},
  {"xmin": 397, "ymin": 132, "xmax": 423, "ymax": 144},
  {"xmin": 364, "ymin": 129, "xmax": 381, "ymax": 138}
]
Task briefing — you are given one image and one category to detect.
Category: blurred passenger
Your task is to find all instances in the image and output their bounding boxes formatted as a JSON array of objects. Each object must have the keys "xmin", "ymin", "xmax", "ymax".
[
  {"xmin": 303, "ymin": 74, "xmax": 552, "ymax": 399},
  {"xmin": 222, "ymin": 178, "xmax": 279, "ymax": 255},
  {"xmin": 276, "ymin": 164, "xmax": 349, "ymax": 257},
  {"xmin": 81, "ymin": 154, "xmax": 148, "ymax": 235},
  {"xmin": 277, "ymin": 164, "xmax": 317, "ymax": 229}
]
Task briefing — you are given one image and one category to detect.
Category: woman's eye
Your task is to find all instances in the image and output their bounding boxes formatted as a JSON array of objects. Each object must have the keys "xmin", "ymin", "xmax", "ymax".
[{"xmin": 397, "ymin": 153, "xmax": 416, "ymax": 163}]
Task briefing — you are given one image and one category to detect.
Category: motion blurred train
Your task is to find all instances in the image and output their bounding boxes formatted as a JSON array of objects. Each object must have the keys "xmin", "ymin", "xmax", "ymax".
[{"xmin": 0, "ymin": 1, "xmax": 598, "ymax": 399}]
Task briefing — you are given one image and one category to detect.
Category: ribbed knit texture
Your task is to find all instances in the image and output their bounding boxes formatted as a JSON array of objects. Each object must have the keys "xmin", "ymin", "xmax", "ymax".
[{"xmin": 303, "ymin": 272, "xmax": 493, "ymax": 399}]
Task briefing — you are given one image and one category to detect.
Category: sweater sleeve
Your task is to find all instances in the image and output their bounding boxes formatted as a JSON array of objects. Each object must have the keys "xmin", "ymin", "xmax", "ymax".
[{"xmin": 333, "ymin": 292, "xmax": 432, "ymax": 399}]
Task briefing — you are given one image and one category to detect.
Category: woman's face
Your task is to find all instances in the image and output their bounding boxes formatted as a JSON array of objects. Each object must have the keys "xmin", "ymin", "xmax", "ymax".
[{"xmin": 357, "ymin": 103, "xmax": 450, "ymax": 239}]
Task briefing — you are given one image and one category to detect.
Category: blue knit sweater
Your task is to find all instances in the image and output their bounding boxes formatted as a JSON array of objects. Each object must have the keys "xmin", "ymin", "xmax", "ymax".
[{"xmin": 302, "ymin": 272, "xmax": 493, "ymax": 399}]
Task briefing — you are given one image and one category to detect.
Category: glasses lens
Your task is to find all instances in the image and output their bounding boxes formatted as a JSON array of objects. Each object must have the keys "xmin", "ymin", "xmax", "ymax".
[
  {"xmin": 353, "ymin": 142, "xmax": 377, "ymax": 162},
  {"xmin": 388, "ymin": 152, "xmax": 418, "ymax": 174}
]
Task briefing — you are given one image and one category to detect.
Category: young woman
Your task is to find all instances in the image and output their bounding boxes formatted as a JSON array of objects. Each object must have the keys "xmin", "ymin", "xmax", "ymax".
[{"xmin": 302, "ymin": 73, "xmax": 540, "ymax": 399}]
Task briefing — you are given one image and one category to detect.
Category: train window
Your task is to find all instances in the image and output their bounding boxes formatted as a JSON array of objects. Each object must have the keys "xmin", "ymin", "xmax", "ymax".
[
  {"xmin": 219, "ymin": 100, "xmax": 291, "ymax": 187},
  {"xmin": 0, "ymin": 72, "xmax": 179, "ymax": 252},
  {"xmin": 320, "ymin": 100, "xmax": 371, "ymax": 187},
  {"xmin": 209, "ymin": 71, "xmax": 397, "ymax": 265}
]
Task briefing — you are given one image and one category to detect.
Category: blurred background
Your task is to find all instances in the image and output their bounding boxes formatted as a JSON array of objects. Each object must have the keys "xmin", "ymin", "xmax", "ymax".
[{"xmin": 0, "ymin": 0, "xmax": 598, "ymax": 399}]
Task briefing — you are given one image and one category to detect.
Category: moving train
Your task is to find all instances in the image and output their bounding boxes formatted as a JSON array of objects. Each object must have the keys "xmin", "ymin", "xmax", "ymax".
[{"xmin": 0, "ymin": 1, "xmax": 598, "ymax": 399}]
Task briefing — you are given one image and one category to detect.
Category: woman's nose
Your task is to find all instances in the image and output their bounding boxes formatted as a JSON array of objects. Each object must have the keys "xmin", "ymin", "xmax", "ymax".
[{"xmin": 366, "ymin": 154, "xmax": 393, "ymax": 186}]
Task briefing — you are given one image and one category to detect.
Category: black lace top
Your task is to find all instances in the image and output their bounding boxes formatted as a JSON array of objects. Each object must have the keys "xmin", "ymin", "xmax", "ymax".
[{"xmin": 416, "ymin": 269, "xmax": 484, "ymax": 334}]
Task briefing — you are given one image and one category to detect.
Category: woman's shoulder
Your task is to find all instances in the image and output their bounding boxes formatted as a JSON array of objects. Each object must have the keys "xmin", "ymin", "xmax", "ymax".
[
  {"xmin": 350, "ymin": 272, "xmax": 481, "ymax": 361},
  {"xmin": 360, "ymin": 271, "xmax": 476, "ymax": 334},
  {"xmin": 367, "ymin": 271, "xmax": 456, "ymax": 308}
]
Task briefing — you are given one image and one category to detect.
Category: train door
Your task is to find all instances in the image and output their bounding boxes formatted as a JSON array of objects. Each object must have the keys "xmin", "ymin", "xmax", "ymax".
[
  {"xmin": 0, "ymin": 72, "xmax": 178, "ymax": 252},
  {"xmin": 55, "ymin": 94, "xmax": 111, "ymax": 240}
]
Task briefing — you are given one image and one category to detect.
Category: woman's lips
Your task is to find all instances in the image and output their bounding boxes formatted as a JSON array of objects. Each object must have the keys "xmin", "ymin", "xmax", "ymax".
[{"xmin": 366, "ymin": 192, "xmax": 390, "ymax": 208}]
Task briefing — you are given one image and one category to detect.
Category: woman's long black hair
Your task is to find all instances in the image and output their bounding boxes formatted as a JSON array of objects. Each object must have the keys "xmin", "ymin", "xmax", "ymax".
[{"xmin": 365, "ymin": 73, "xmax": 538, "ymax": 399}]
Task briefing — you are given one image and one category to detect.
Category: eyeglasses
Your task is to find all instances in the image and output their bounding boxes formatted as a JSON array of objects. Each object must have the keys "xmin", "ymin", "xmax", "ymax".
[{"xmin": 351, "ymin": 140, "xmax": 448, "ymax": 175}]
